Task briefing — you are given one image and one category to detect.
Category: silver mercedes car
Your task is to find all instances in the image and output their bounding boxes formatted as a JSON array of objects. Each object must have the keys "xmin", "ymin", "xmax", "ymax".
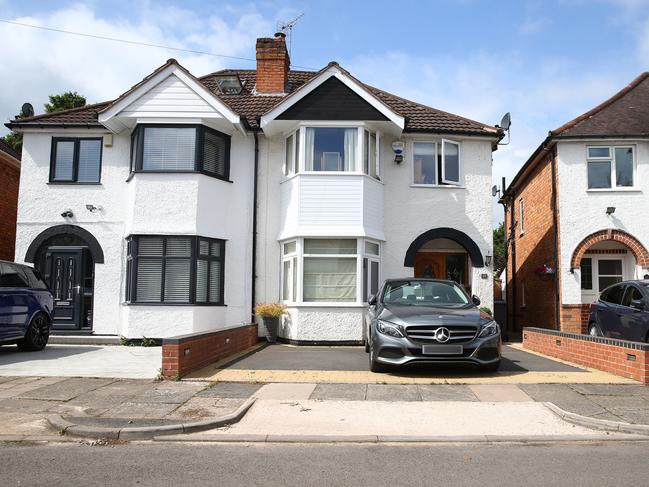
[{"xmin": 365, "ymin": 278, "xmax": 502, "ymax": 373}]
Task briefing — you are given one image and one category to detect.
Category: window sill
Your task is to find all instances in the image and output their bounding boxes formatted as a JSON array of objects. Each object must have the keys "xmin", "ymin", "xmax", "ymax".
[
  {"xmin": 409, "ymin": 184, "xmax": 465, "ymax": 189},
  {"xmin": 126, "ymin": 171, "xmax": 233, "ymax": 184},
  {"xmin": 48, "ymin": 182, "xmax": 102, "ymax": 185},
  {"xmin": 586, "ymin": 188, "xmax": 641, "ymax": 193},
  {"xmin": 123, "ymin": 302, "xmax": 227, "ymax": 307},
  {"xmin": 280, "ymin": 172, "xmax": 383, "ymax": 184},
  {"xmin": 283, "ymin": 302, "xmax": 368, "ymax": 308}
]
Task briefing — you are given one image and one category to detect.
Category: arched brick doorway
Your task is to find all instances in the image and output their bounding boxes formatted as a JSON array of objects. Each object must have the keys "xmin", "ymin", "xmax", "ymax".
[{"xmin": 571, "ymin": 229, "xmax": 649, "ymax": 270}]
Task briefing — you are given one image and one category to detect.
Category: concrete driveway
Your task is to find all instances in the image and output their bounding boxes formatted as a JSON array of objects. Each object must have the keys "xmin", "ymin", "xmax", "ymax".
[{"xmin": 0, "ymin": 344, "xmax": 161, "ymax": 379}]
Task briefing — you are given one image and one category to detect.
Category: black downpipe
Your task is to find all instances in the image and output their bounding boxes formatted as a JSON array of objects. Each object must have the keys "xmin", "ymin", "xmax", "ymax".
[
  {"xmin": 251, "ymin": 131, "xmax": 259, "ymax": 323},
  {"xmin": 550, "ymin": 146, "xmax": 560, "ymax": 329},
  {"xmin": 509, "ymin": 191, "xmax": 517, "ymax": 335}
]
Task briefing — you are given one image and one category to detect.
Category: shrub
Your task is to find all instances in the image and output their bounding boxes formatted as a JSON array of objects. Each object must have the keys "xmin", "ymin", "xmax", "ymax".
[
  {"xmin": 255, "ymin": 303, "xmax": 288, "ymax": 318},
  {"xmin": 480, "ymin": 306, "xmax": 493, "ymax": 316}
]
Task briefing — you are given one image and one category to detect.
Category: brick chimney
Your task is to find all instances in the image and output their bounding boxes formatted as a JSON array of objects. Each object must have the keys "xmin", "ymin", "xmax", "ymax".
[{"xmin": 255, "ymin": 33, "xmax": 290, "ymax": 94}]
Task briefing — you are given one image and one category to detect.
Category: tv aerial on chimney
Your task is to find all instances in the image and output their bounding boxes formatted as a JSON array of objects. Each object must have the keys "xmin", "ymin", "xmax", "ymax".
[{"xmin": 277, "ymin": 12, "xmax": 304, "ymax": 55}]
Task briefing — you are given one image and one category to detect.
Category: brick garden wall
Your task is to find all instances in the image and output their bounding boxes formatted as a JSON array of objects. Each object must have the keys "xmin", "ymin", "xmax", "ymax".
[
  {"xmin": 0, "ymin": 157, "xmax": 20, "ymax": 261},
  {"xmin": 162, "ymin": 324, "xmax": 259, "ymax": 379},
  {"xmin": 523, "ymin": 327, "xmax": 649, "ymax": 383}
]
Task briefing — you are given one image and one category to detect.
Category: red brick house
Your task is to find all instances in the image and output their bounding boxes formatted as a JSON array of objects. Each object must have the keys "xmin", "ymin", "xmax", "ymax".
[
  {"xmin": 503, "ymin": 72, "xmax": 649, "ymax": 335},
  {"xmin": 0, "ymin": 138, "xmax": 21, "ymax": 261}
]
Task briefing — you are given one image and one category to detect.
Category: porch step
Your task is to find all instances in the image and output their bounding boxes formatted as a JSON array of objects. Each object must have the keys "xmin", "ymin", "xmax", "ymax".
[{"xmin": 48, "ymin": 335, "xmax": 121, "ymax": 346}]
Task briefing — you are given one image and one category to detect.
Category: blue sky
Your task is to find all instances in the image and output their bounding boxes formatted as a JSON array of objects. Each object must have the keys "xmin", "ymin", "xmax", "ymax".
[{"xmin": 1, "ymin": 0, "xmax": 648, "ymax": 224}]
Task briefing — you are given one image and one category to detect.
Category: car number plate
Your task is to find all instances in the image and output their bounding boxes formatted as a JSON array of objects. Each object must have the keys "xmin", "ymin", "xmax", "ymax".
[{"xmin": 422, "ymin": 345, "xmax": 463, "ymax": 355}]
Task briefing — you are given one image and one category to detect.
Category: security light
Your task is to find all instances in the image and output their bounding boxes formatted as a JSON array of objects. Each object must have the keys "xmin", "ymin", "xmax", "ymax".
[
  {"xmin": 606, "ymin": 206, "xmax": 616, "ymax": 215},
  {"xmin": 86, "ymin": 204, "xmax": 99, "ymax": 212},
  {"xmin": 60, "ymin": 210, "xmax": 73, "ymax": 218}
]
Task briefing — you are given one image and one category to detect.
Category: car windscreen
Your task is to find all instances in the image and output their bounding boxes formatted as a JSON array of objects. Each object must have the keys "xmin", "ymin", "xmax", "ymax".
[{"xmin": 382, "ymin": 280, "xmax": 470, "ymax": 308}]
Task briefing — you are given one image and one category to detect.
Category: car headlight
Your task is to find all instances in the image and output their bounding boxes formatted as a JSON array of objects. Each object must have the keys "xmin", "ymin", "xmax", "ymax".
[
  {"xmin": 478, "ymin": 320, "xmax": 500, "ymax": 338},
  {"xmin": 376, "ymin": 320, "xmax": 405, "ymax": 338}
]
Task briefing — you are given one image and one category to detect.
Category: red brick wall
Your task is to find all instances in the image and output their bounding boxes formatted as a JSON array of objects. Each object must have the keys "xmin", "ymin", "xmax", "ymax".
[
  {"xmin": 523, "ymin": 327, "xmax": 649, "ymax": 383},
  {"xmin": 255, "ymin": 36, "xmax": 289, "ymax": 94},
  {"xmin": 0, "ymin": 157, "xmax": 20, "ymax": 261},
  {"xmin": 559, "ymin": 304, "xmax": 590, "ymax": 334},
  {"xmin": 505, "ymin": 154, "xmax": 558, "ymax": 331},
  {"xmin": 162, "ymin": 324, "xmax": 259, "ymax": 379}
]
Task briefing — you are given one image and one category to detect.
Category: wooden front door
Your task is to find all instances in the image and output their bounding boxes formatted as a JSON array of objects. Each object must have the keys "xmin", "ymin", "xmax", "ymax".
[{"xmin": 414, "ymin": 252, "xmax": 469, "ymax": 289}]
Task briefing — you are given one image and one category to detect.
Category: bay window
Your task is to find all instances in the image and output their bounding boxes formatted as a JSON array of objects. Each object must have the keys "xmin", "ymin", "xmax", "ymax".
[
  {"xmin": 587, "ymin": 146, "xmax": 634, "ymax": 189},
  {"xmin": 413, "ymin": 139, "xmax": 461, "ymax": 186},
  {"xmin": 280, "ymin": 238, "xmax": 381, "ymax": 304},
  {"xmin": 131, "ymin": 125, "xmax": 230, "ymax": 180},
  {"xmin": 126, "ymin": 235, "xmax": 225, "ymax": 305},
  {"xmin": 283, "ymin": 125, "xmax": 381, "ymax": 177}
]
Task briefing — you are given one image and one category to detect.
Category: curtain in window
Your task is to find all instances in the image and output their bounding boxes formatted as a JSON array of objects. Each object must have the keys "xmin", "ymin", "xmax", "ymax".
[
  {"xmin": 303, "ymin": 257, "xmax": 357, "ymax": 302},
  {"xmin": 344, "ymin": 128, "xmax": 357, "ymax": 171},
  {"xmin": 203, "ymin": 130, "xmax": 227, "ymax": 177},
  {"xmin": 305, "ymin": 128, "xmax": 315, "ymax": 171}
]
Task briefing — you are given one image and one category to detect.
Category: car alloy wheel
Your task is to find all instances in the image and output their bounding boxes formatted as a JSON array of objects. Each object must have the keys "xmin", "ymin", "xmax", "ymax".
[
  {"xmin": 18, "ymin": 313, "xmax": 50, "ymax": 352},
  {"xmin": 588, "ymin": 324, "xmax": 600, "ymax": 337}
]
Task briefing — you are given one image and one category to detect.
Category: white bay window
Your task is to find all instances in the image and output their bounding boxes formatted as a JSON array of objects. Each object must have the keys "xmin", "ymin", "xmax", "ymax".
[{"xmin": 280, "ymin": 238, "xmax": 381, "ymax": 304}]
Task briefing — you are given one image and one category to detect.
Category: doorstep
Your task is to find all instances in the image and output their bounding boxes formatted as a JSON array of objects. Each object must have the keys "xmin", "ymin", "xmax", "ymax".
[{"xmin": 48, "ymin": 335, "xmax": 121, "ymax": 346}]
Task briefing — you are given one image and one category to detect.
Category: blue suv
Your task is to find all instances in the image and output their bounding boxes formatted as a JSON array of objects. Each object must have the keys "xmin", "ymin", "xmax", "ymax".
[
  {"xmin": 0, "ymin": 260, "xmax": 53, "ymax": 351},
  {"xmin": 588, "ymin": 280, "xmax": 649, "ymax": 343}
]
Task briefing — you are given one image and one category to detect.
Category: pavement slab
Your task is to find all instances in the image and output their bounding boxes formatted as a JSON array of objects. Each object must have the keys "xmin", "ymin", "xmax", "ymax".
[
  {"xmin": 469, "ymin": 384, "xmax": 532, "ymax": 402},
  {"xmin": 101, "ymin": 401, "xmax": 180, "ymax": 419},
  {"xmin": 569, "ymin": 384, "xmax": 649, "ymax": 396},
  {"xmin": 0, "ymin": 377, "xmax": 68, "ymax": 399},
  {"xmin": 417, "ymin": 384, "xmax": 478, "ymax": 401},
  {"xmin": 310, "ymin": 383, "xmax": 368, "ymax": 401},
  {"xmin": 254, "ymin": 383, "xmax": 317, "ymax": 400},
  {"xmin": 17, "ymin": 378, "xmax": 116, "ymax": 401},
  {"xmin": 0, "ymin": 398, "xmax": 60, "ymax": 414},
  {"xmin": 168, "ymin": 397, "xmax": 245, "ymax": 420},
  {"xmin": 366, "ymin": 384, "xmax": 422, "ymax": 401},
  {"xmin": 196, "ymin": 382, "xmax": 263, "ymax": 398},
  {"xmin": 128, "ymin": 381, "xmax": 206, "ymax": 405},
  {"xmin": 520, "ymin": 384, "xmax": 608, "ymax": 416},
  {"xmin": 587, "ymin": 395, "xmax": 649, "ymax": 409},
  {"xmin": 606, "ymin": 407, "xmax": 649, "ymax": 425}
]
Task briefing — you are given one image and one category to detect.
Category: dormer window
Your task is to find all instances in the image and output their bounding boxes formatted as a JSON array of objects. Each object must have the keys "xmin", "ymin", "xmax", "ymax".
[{"xmin": 130, "ymin": 124, "xmax": 230, "ymax": 181}]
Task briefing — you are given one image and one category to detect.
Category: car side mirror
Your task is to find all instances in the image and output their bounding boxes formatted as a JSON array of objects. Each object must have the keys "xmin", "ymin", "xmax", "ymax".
[
  {"xmin": 630, "ymin": 299, "xmax": 645, "ymax": 310},
  {"xmin": 368, "ymin": 295, "xmax": 377, "ymax": 306},
  {"xmin": 472, "ymin": 295, "xmax": 481, "ymax": 306}
]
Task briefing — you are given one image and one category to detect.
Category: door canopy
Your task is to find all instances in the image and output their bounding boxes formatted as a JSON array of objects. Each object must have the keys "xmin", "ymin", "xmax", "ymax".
[
  {"xmin": 571, "ymin": 228, "xmax": 649, "ymax": 271},
  {"xmin": 404, "ymin": 227, "xmax": 484, "ymax": 268},
  {"xmin": 25, "ymin": 225, "xmax": 104, "ymax": 264}
]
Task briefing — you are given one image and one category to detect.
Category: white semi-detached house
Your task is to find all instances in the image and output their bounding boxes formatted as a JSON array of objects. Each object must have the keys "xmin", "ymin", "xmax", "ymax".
[{"xmin": 7, "ymin": 34, "xmax": 502, "ymax": 342}]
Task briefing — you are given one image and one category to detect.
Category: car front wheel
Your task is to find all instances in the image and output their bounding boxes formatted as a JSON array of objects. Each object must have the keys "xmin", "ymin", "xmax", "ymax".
[
  {"xmin": 588, "ymin": 323, "xmax": 601, "ymax": 337},
  {"xmin": 17, "ymin": 313, "xmax": 50, "ymax": 352},
  {"xmin": 369, "ymin": 344, "xmax": 388, "ymax": 373}
]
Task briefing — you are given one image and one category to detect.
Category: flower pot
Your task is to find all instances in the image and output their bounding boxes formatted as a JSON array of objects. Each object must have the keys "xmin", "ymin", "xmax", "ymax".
[{"xmin": 261, "ymin": 316, "xmax": 279, "ymax": 343}]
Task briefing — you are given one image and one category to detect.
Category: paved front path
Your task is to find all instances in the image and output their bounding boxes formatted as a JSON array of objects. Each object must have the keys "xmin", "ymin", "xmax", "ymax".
[{"xmin": 0, "ymin": 345, "xmax": 161, "ymax": 379}]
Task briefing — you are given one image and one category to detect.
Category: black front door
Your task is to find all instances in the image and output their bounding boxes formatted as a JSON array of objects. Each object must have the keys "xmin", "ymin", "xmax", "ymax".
[{"xmin": 46, "ymin": 249, "xmax": 83, "ymax": 329}]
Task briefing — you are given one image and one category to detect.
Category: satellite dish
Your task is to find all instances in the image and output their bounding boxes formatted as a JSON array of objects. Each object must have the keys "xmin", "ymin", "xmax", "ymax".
[
  {"xmin": 492, "ymin": 185, "xmax": 499, "ymax": 197},
  {"xmin": 498, "ymin": 112, "xmax": 511, "ymax": 132},
  {"xmin": 20, "ymin": 102, "xmax": 34, "ymax": 118}
]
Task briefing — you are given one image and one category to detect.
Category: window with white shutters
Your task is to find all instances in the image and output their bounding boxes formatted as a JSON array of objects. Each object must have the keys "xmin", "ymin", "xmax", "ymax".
[
  {"xmin": 130, "ymin": 125, "xmax": 230, "ymax": 180},
  {"xmin": 126, "ymin": 235, "xmax": 225, "ymax": 305}
]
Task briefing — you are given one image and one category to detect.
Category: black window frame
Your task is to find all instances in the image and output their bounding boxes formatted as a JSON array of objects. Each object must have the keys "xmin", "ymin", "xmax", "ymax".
[
  {"xmin": 125, "ymin": 235, "xmax": 226, "ymax": 306},
  {"xmin": 49, "ymin": 137, "xmax": 103, "ymax": 184},
  {"xmin": 130, "ymin": 124, "xmax": 231, "ymax": 182}
]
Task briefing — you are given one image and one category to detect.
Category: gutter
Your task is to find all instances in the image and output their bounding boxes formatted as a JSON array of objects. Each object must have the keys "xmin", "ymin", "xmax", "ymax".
[{"xmin": 251, "ymin": 131, "xmax": 259, "ymax": 323}]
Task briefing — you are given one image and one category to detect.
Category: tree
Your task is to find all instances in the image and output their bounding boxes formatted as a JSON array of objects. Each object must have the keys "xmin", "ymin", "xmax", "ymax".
[
  {"xmin": 44, "ymin": 91, "xmax": 86, "ymax": 113},
  {"xmin": 2, "ymin": 91, "xmax": 88, "ymax": 154},
  {"xmin": 493, "ymin": 222, "xmax": 506, "ymax": 274}
]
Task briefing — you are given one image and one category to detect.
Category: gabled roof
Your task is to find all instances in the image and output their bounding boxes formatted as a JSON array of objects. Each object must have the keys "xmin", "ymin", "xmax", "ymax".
[
  {"xmin": 6, "ymin": 62, "xmax": 500, "ymax": 137},
  {"xmin": 551, "ymin": 72, "xmax": 649, "ymax": 138},
  {"xmin": 505, "ymin": 72, "xmax": 649, "ymax": 196},
  {"xmin": 0, "ymin": 138, "xmax": 21, "ymax": 161}
]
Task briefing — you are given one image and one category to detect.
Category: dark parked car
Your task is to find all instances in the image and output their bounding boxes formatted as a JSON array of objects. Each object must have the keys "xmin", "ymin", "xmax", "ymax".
[
  {"xmin": 365, "ymin": 279, "xmax": 502, "ymax": 373},
  {"xmin": 588, "ymin": 280, "xmax": 649, "ymax": 343},
  {"xmin": 0, "ymin": 260, "xmax": 53, "ymax": 351}
]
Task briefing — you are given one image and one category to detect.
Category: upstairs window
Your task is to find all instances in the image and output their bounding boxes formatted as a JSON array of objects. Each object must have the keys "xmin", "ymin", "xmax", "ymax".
[
  {"xmin": 305, "ymin": 127, "xmax": 357, "ymax": 172},
  {"xmin": 519, "ymin": 199, "xmax": 525, "ymax": 235},
  {"xmin": 284, "ymin": 131, "xmax": 299, "ymax": 176},
  {"xmin": 131, "ymin": 125, "xmax": 230, "ymax": 180},
  {"xmin": 413, "ymin": 139, "xmax": 461, "ymax": 186},
  {"xmin": 126, "ymin": 235, "xmax": 225, "ymax": 305},
  {"xmin": 587, "ymin": 146, "xmax": 634, "ymax": 189},
  {"xmin": 50, "ymin": 137, "xmax": 102, "ymax": 183}
]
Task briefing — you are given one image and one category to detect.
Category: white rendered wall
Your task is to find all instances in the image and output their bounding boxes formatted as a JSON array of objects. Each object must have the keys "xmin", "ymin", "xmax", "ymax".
[
  {"xmin": 557, "ymin": 140, "xmax": 649, "ymax": 305},
  {"xmin": 15, "ymin": 129, "xmax": 254, "ymax": 338}
]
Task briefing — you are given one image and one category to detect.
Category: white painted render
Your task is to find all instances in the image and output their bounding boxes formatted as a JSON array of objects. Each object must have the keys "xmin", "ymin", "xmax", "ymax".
[
  {"xmin": 556, "ymin": 140, "xmax": 649, "ymax": 305},
  {"xmin": 14, "ymin": 126, "xmax": 254, "ymax": 338}
]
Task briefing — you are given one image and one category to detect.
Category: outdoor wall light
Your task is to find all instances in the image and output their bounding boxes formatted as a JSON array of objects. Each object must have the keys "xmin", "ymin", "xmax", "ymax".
[
  {"xmin": 85, "ymin": 204, "xmax": 101, "ymax": 213},
  {"xmin": 392, "ymin": 141, "xmax": 405, "ymax": 164},
  {"xmin": 606, "ymin": 206, "xmax": 616, "ymax": 215},
  {"xmin": 485, "ymin": 253, "xmax": 492, "ymax": 267},
  {"xmin": 60, "ymin": 210, "xmax": 73, "ymax": 218}
]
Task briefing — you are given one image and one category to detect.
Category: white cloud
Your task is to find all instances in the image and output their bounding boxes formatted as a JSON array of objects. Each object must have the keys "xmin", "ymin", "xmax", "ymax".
[
  {"xmin": 0, "ymin": 3, "xmax": 272, "ymax": 130},
  {"xmin": 518, "ymin": 18, "xmax": 550, "ymax": 35}
]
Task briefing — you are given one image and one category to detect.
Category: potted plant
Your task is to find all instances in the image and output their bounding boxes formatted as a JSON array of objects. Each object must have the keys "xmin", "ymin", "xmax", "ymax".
[{"xmin": 255, "ymin": 303, "xmax": 287, "ymax": 343}]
